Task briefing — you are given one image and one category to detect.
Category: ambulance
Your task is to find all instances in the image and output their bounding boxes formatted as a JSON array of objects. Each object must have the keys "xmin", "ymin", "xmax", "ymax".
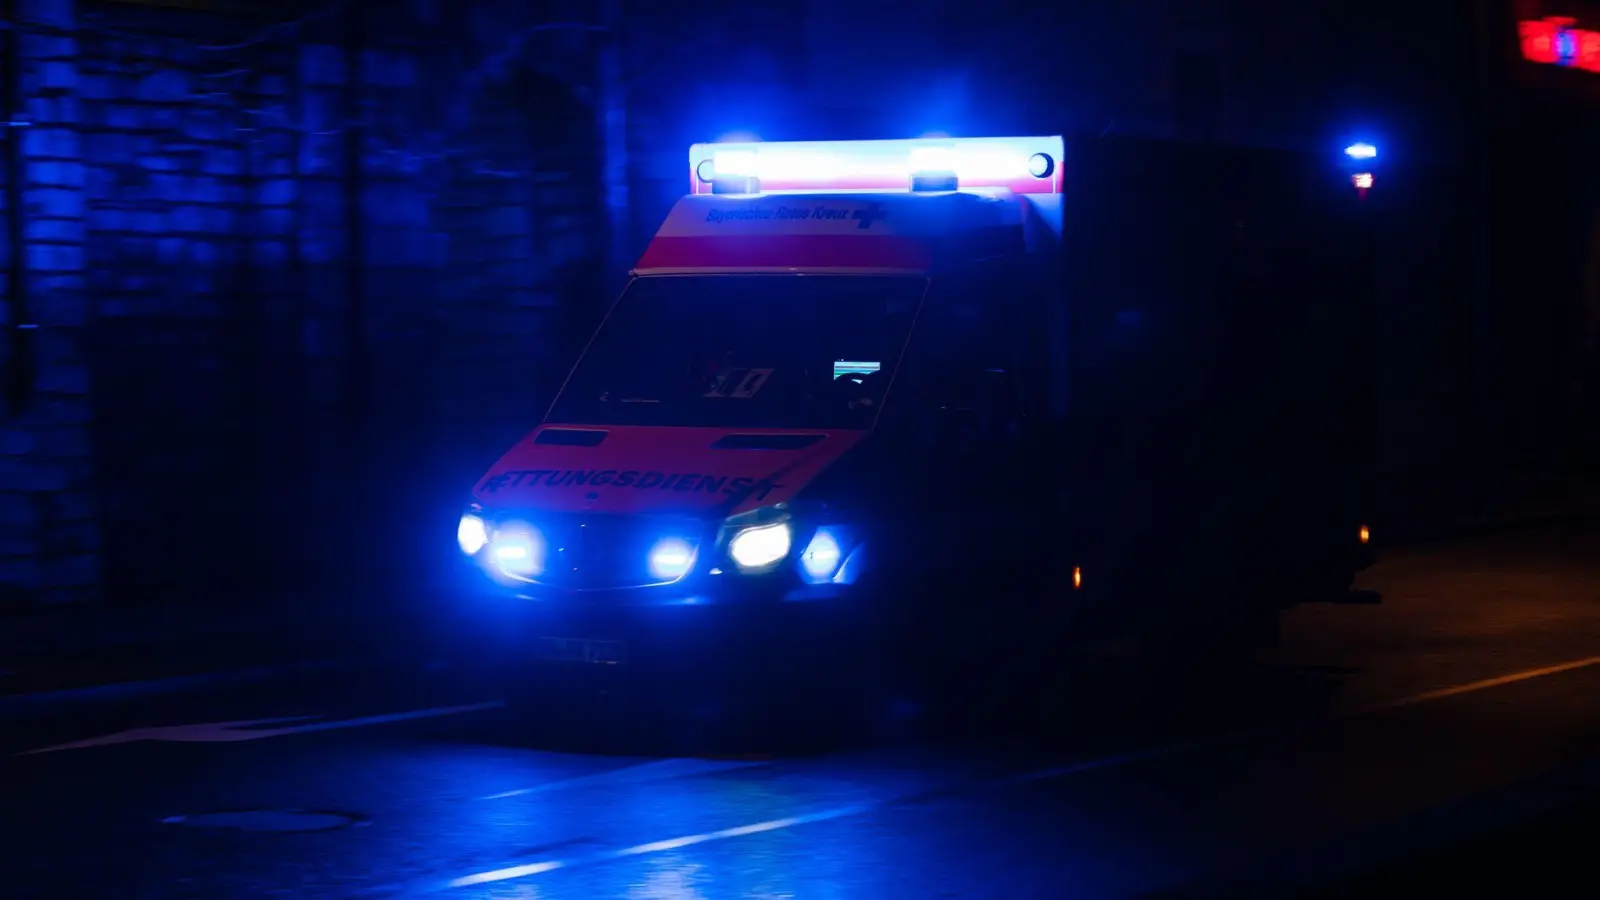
[{"xmin": 453, "ymin": 135, "xmax": 1380, "ymax": 678}]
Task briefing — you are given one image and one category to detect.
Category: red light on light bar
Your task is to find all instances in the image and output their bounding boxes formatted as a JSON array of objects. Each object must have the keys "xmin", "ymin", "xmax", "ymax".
[{"xmin": 1519, "ymin": 17, "xmax": 1600, "ymax": 72}]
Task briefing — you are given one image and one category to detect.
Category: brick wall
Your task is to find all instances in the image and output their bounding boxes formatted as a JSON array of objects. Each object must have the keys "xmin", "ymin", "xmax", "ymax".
[
  {"xmin": 0, "ymin": 0, "xmax": 612, "ymax": 608},
  {"xmin": 76, "ymin": 10, "xmax": 294, "ymax": 594},
  {"xmin": 1, "ymin": 0, "xmax": 99, "ymax": 610}
]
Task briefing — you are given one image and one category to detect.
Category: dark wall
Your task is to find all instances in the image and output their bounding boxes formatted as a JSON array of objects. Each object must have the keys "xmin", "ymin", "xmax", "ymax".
[
  {"xmin": 1501, "ymin": 0, "xmax": 1600, "ymax": 464},
  {"xmin": 2, "ymin": 0, "xmax": 612, "ymax": 608},
  {"xmin": 1, "ymin": 0, "xmax": 100, "ymax": 609}
]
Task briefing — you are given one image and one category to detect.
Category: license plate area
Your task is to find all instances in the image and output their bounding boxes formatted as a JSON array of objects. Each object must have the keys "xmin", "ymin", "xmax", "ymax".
[{"xmin": 534, "ymin": 637, "xmax": 628, "ymax": 666}]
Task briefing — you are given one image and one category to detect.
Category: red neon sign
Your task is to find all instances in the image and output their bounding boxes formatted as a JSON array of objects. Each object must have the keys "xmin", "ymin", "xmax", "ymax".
[{"xmin": 1520, "ymin": 16, "xmax": 1600, "ymax": 72}]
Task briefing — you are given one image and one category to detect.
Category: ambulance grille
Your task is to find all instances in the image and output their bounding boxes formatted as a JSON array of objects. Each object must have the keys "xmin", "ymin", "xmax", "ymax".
[{"xmin": 530, "ymin": 513, "xmax": 706, "ymax": 590}]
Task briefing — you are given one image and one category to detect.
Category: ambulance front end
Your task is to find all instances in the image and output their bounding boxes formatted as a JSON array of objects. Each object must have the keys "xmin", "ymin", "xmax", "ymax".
[{"xmin": 449, "ymin": 137, "xmax": 1065, "ymax": 660}]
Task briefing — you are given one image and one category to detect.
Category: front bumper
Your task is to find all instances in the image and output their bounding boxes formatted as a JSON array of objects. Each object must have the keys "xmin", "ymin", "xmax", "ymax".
[{"xmin": 448, "ymin": 559, "xmax": 882, "ymax": 672}]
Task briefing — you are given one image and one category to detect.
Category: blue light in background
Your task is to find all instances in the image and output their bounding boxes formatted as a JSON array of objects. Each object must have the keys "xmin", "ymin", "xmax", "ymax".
[{"xmin": 1344, "ymin": 143, "xmax": 1377, "ymax": 160}]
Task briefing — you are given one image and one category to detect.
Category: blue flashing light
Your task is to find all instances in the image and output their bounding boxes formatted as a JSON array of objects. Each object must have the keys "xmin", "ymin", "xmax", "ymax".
[
  {"xmin": 647, "ymin": 537, "xmax": 696, "ymax": 581},
  {"xmin": 710, "ymin": 149, "xmax": 761, "ymax": 179},
  {"xmin": 909, "ymin": 146, "xmax": 957, "ymax": 173},
  {"xmin": 1344, "ymin": 143, "xmax": 1377, "ymax": 160},
  {"xmin": 799, "ymin": 528, "xmax": 844, "ymax": 582},
  {"xmin": 489, "ymin": 526, "xmax": 543, "ymax": 577},
  {"xmin": 693, "ymin": 136, "xmax": 1061, "ymax": 192}
]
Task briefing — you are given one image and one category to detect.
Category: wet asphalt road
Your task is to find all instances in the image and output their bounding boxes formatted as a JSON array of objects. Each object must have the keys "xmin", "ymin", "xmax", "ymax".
[{"xmin": 4, "ymin": 526, "xmax": 1600, "ymax": 899}]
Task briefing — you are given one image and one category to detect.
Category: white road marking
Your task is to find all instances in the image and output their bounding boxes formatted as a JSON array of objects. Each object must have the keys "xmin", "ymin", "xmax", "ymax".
[
  {"xmin": 448, "ymin": 804, "xmax": 877, "ymax": 889},
  {"xmin": 1351, "ymin": 655, "xmax": 1600, "ymax": 715},
  {"xmin": 480, "ymin": 757, "xmax": 770, "ymax": 800},
  {"xmin": 15, "ymin": 702, "xmax": 502, "ymax": 756},
  {"xmin": 443, "ymin": 654, "xmax": 1600, "ymax": 890},
  {"xmin": 15, "ymin": 717, "xmax": 320, "ymax": 755}
]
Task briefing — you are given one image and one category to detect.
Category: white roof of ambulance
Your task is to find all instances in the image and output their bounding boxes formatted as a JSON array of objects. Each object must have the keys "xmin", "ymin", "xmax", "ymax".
[{"xmin": 634, "ymin": 136, "xmax": 1066, "ymax": 276}]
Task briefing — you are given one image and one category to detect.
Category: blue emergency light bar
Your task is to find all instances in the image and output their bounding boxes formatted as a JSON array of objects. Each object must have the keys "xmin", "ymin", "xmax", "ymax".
[{"xmin": 688, "ymin": 136, "xmax": 1065, "ymax": 196}]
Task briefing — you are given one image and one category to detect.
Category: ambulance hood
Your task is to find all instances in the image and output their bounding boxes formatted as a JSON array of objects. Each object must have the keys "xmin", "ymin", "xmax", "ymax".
[{"xmin": 473, "ymin": 424, "xmax": 865, "ymax": 518}]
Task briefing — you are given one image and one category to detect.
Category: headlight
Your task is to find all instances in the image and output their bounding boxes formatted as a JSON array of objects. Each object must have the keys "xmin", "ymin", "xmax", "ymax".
[
  {"xmin": 457, "ymin": 513, "xmax": 488, "ymax": 555},
  {"xmin": 728, "ymin": 522, "xmax": 792, "ymax": 571}
]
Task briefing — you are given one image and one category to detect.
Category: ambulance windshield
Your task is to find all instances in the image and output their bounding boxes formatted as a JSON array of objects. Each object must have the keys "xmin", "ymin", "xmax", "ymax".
[{"xmin": 548, "ymin": 274, "xmax": 925, "ymax": 429}]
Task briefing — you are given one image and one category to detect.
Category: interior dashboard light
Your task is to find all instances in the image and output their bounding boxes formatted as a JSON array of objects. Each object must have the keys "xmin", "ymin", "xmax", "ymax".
[{"xmin": 728, "ymin": 522, "xmax": 792, "ymax": 571}]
